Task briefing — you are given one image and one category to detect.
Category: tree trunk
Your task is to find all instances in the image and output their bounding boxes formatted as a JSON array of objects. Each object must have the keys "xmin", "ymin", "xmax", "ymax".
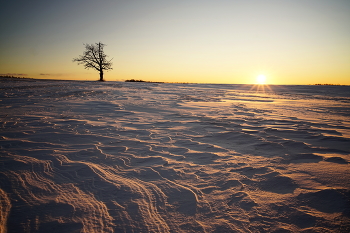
[{"xmin": 99, "ymin": 70, "xmax": 104, "ymax": 81}]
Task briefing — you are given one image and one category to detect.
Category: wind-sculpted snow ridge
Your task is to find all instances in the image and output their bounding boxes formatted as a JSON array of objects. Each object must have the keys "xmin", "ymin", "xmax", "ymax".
[{"xmin": 1, "ymin": 80, "xmax": 350, "ymax": 232}]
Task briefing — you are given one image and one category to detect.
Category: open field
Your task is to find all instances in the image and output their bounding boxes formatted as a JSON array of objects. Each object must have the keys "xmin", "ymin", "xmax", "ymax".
[{"xmin": 1, "ymin": 79, "xmax": 349, "ymax": 232}]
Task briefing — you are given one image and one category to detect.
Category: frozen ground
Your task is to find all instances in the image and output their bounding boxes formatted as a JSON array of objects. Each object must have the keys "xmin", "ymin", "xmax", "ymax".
[{"xmin": 1, "ymin": 79, "xmax": 350, "ymax": 232}]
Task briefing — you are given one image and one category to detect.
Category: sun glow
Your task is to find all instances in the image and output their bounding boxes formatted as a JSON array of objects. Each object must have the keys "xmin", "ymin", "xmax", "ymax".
[
  {"xmin": 256, "ymin": 75, "xmax": 267, "ymax": 84},
  {"xmin": 250, "ymin": 74, "xmax": 272, "ymax": 92}
]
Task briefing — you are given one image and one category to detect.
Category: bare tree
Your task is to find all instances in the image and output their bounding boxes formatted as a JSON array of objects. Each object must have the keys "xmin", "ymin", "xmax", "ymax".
[{"xmin": 73, "ymin": 42, "xmax": 113, "ymax": 81}]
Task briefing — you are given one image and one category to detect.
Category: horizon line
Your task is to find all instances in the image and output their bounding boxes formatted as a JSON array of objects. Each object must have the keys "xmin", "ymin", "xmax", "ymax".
[{"xmin": 1, "ymin": 75, "xmax": 349, "ymax": 86}]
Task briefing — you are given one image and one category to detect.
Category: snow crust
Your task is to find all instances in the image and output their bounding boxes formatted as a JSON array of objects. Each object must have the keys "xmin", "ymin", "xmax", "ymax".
[{"xmin": 1, "ymin": 79, "xmax": 349, "ymax": 232}]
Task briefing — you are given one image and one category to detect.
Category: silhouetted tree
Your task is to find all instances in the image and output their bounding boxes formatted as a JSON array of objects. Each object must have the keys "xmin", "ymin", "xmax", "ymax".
[{"xmin": 73, "ymin": 42, "xmax": 113, "ymax": 81}]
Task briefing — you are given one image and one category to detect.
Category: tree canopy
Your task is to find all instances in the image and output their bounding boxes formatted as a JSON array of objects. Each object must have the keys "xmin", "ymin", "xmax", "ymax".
[{"xmin": 73, "ymin": 42, "xmax": 112, "ymax": 81}]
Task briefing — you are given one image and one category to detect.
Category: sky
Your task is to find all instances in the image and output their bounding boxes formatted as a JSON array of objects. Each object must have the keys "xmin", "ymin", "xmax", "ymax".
[{"xmin": 1, "ymin": 0, "xmax": 350, "ymax": 84}]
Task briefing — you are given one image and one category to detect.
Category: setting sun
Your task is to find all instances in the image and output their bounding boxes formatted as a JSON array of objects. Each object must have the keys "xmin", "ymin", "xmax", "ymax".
[{"xmin": 256, "ymin": 75, "xmax": 267, "ymax": 84}]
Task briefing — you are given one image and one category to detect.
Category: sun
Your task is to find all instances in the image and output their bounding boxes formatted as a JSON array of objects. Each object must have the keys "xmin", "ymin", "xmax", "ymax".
[
  {"xmin": 251, "ymin": 74, "xmax": 272, "ymax": 92},
  {"xmin": 256, "ymin": 74, "xmax": 267, "ymax": 84}
]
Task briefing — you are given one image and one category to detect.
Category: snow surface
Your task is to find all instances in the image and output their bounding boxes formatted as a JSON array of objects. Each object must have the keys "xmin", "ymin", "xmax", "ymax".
[{"xmin": 1, "ymin": 79, "xmax": 350, "ymax": 232}]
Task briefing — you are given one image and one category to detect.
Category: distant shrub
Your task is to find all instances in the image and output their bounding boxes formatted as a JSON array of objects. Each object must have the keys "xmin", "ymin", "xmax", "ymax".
[{"xmin": 125, "ymin": 79, "xmax": 145, "ymax": 82}]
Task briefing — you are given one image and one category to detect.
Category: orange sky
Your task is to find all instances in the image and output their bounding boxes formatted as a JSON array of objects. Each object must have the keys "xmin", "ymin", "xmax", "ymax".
[{"xmin": 1, "ymin": 0, "xmax": 350, "ymax": 85}]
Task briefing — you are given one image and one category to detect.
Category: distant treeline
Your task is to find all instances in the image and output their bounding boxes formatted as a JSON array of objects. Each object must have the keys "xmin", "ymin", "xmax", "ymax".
[
  {"xmin": 314, "ymin": 84, "xmax": 347, "ymax": 86},
  {"xmin": 0, "ymin": 75, "xmax": 33, "ymax": 79},
  {"xmin": 125, "ymin": 79, "xmax": 164, "ymax": 83},
  {"xmin": 125, "ymin": 79, "xmax": 145, "ymax": 82}
]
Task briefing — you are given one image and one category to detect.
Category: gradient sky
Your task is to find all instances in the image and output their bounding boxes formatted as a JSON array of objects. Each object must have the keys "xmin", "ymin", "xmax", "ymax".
[{"xmin": 1, "ymin": 0, "xmax": 349, "ymax": 84}]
